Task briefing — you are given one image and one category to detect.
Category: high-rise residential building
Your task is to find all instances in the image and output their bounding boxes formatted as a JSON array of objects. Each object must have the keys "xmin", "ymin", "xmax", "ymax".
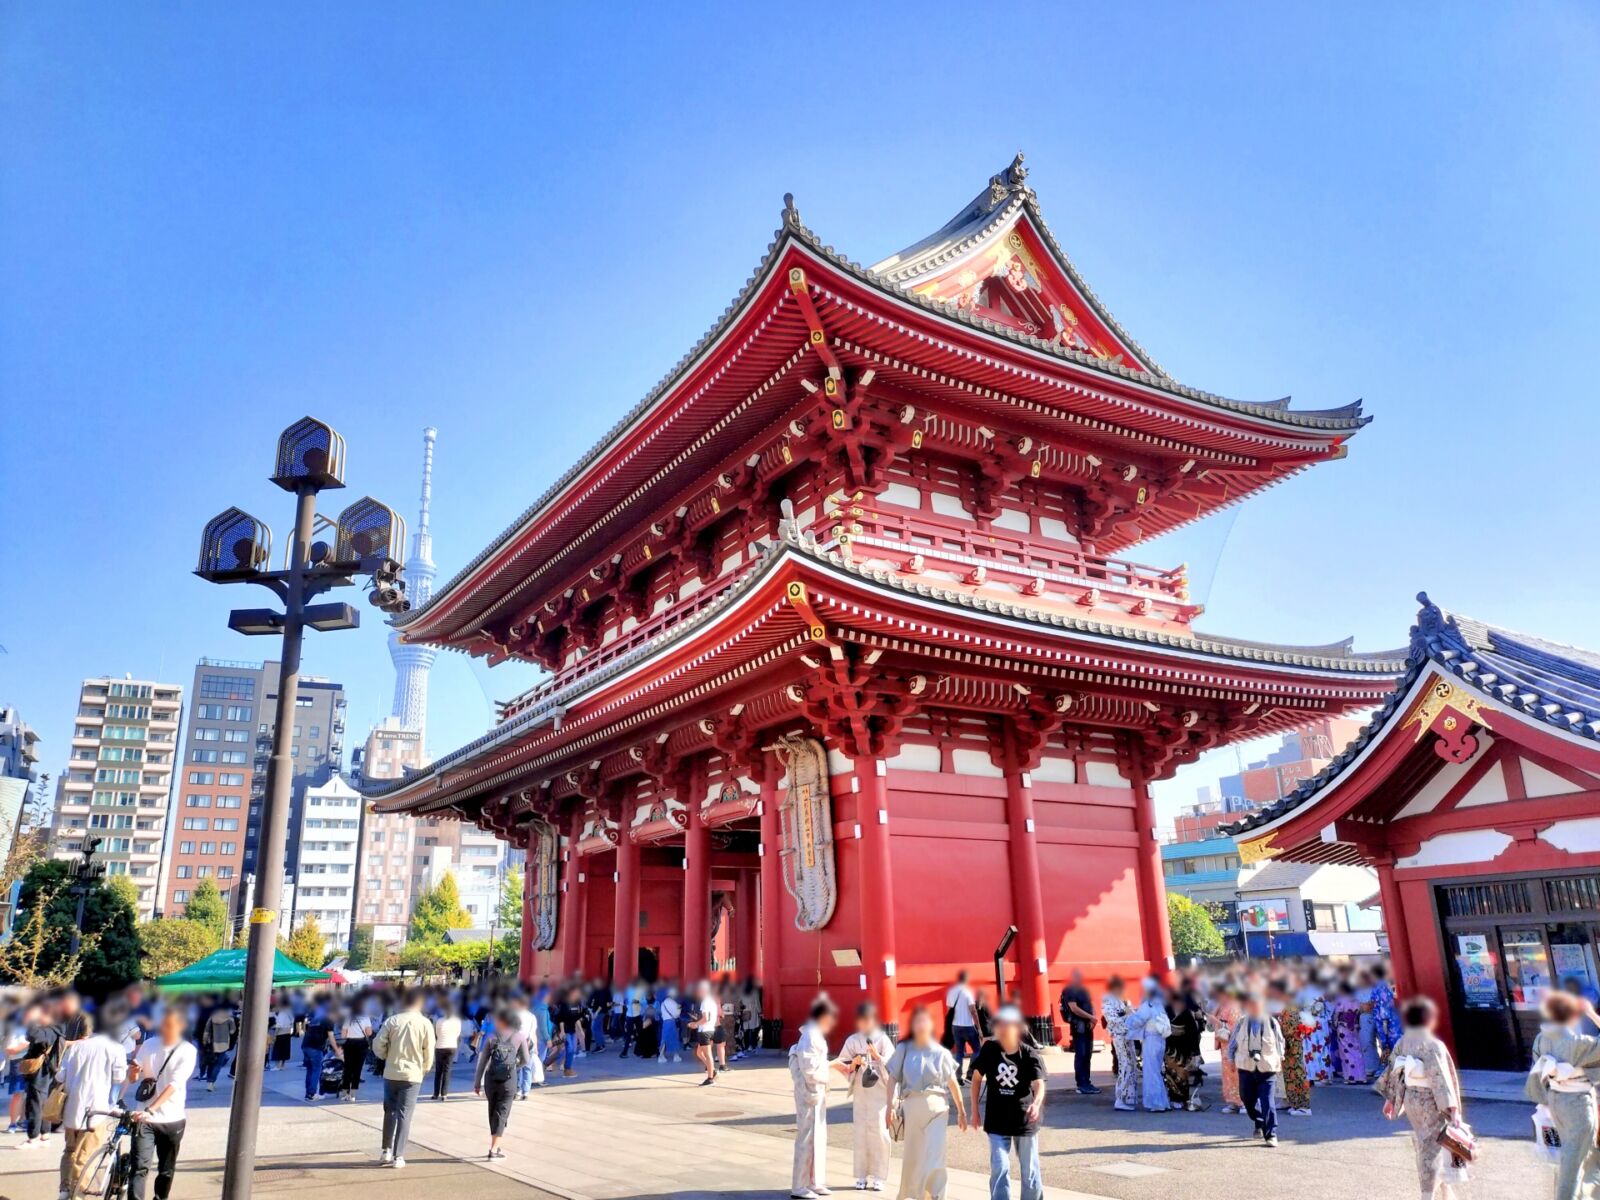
[
  {"xmin": 163, "ymin": 658, "xmax": 345, "ymax": 917},
  {"xmin": 293, "ymin": 774, "xmax": 362, "ymax": 941},
  {"xmin": 51, "ymin": 676, "xmax": 183, "ymax": 919},
  {"xmin": 353, "ymin": 718, "xmax": 429, "ymax": 943},
  {"xmin": 0, "ymin": 705, "xmax": 41, "ymax": 857}
]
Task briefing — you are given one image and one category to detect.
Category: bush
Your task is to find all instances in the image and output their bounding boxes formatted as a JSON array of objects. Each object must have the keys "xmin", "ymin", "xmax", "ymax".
[
  {"xmin": 1168, "ymin": 892, "xmax": 1226, "ymax": 960},
  {"xmin": 139, "ymin": 918, "xmax": 218, "ymax": 978}
]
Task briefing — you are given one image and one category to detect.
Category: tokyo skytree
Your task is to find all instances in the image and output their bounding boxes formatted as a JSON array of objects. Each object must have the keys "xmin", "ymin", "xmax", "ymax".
[{"xmin": 388, "ymin": 426, "xmax": 438, "ymax": 736}]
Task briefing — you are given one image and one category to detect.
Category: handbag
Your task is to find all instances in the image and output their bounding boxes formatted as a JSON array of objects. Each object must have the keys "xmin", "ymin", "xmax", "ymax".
[
  {"xmin": 18, "ymin": 1052, "xmax": 47, "ymax": 1077},
  {"xmin": 135, "ymin": 1044, "xmax": 181, "ymax": 1104},
  {"xmin": 41, "ymin": 1082, "xmax": 66, "ymax": 1125},
  {"xmin": 1532, "ymin": 1104, "xmax": 1563, "ymax": 1165},
  {"xmin": 1437, "ymin": 1118, "xmax": 1477, "ymax": 1164}
]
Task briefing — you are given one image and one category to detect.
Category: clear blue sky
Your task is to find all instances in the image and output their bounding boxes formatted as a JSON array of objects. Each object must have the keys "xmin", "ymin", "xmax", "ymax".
[{"xmin": 5, "ymin": 3, "xmax": 1598, "ymax": 822}]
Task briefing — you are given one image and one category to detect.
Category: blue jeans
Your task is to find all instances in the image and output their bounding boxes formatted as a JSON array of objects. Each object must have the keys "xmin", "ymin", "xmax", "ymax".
[
  {"xmin": 588, "ymin": 1018, "xmax": 605, "ymax": 1051},
  {"xmin": 200, "ymin": 1047, "xmax": 230, "ymax": 1083},
  {"xmin": 517, "ymin": 1063, "xmax": 534, "ymax": 1094},
  {"xmin": 302, "ymin": 1047, "xmax": 325, "ymax": 1099},
  {"xmin": 1240, "ymin": 1069, "xmax": 1277, "ymax": 1139},
  {"xmin": 952, "ymin": 1025, "xmax": 982, "ymax": 1078},
  {"xmin": 987, "ymin": 1133, "xmax": 1043, "ymax": 1200},
  {"xmin": 564, "ymin": 1032, "xmax": 578, "ymax": 1071},
  {"xmin": 660, "ymin": 1020, "xmax": 681, "ymax": 1057}
]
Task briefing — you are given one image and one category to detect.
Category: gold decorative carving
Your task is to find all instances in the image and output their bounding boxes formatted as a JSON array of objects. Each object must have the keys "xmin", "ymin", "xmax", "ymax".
[{"xmin": 1237, "ymin": 831, "xmax": 1282, "ymax": 866}]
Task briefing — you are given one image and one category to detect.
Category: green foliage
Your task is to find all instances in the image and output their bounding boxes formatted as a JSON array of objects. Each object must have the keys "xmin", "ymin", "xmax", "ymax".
[
  {"xmin": 409, "ymin": 871, "xmax": 472, "ymax": 944},
  {"xmin": 497, "ymin": 867, "xmax": 524, "ymax": 935},
  {"xmin": 280, "ymin": 915, "xmax": 328, "ymax": 970},
  {"xmin": 14, "ymin": 860, "xmax": 141, "ymax": 995},
  {"xmin": 1167, "ymin": 892, "xmax": 1227, "ymax": 960},
  {"xmin": 396, "ymin": 938, "xmax": 493, "ymax": 974},
  {"xmin": 138, "ymin": 918, "xmax": 217, "ymax": 978},
  {"xmin": 182, "ymin": 878, "xmax": 229, "ymax": 947},
  {"xmin": 347, "ymin": 924, "xmax": 375, "ymax": 970},
  {"xmin": 106, "ymin": 874, "xmax": 141, "ymax": 914}
]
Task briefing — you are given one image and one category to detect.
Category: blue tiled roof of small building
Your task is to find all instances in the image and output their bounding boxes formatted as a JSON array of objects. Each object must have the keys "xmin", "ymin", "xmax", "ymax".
[{"xmin": 1225, "ymin": 593, "xmax": 1600, "ymax": 838}]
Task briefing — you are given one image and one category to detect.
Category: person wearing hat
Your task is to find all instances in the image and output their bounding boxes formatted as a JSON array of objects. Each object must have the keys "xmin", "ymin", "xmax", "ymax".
[
  {"xmin": 833, "ymin": 1003, "xmax": 895, "ymax": 1191},
  {"xmin": 968, "ymin": 1005, "xmax": 1046, "ymax": 1200}
]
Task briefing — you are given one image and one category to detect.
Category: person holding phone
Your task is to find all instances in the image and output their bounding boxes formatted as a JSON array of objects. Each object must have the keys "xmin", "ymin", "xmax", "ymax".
[
  {"xmin": 125, "ymin": 1008, "xmax": 197, "ymax": 1200},
  {"xmin": 833, "ymin": 1002, "xmax": 894, "ymax": 1191}
]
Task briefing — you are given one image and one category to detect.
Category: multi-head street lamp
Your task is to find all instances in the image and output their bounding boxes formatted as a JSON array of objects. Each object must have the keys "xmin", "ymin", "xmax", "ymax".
[{"xmin": 194, "ymin": 416, "xmax": 410, "ymax": 1200}]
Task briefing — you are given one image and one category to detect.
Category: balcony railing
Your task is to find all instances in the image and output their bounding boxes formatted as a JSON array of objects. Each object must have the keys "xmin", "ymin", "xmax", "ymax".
[{"xmin": 807, "ymin": 505, "xmax": 1197, "ymax": 621}]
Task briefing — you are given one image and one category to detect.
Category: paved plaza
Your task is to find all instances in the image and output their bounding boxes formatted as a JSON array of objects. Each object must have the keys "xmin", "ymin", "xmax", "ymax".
[{"xmin": 3, "ymin": 1043, "xmax": 1538, "ymax": 1200}]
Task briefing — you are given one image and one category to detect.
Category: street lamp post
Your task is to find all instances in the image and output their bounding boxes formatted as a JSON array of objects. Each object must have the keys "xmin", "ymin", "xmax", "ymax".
[
  {"xmin": 66, "ymin": 837, "xmax": 106, "ymax": 958},
  {"xmin": 196, "ymin": 418, "xmax": 409, "ymax": 1200}
]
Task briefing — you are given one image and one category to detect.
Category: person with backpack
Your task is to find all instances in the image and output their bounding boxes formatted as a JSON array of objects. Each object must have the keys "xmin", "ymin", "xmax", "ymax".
[
  {"xmin": 16, "ymin": 997, "xmax": 62, "ymax": 1148},
  {"xmin": 473, "ymin": 1009, "xmax": 531, "ymax": 1160}
]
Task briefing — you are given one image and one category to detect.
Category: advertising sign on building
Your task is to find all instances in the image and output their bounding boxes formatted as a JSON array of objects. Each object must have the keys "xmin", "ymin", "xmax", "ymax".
[{"xmin": 1238, "ymin": 896, "xmax": 1292, "ymax": 932}]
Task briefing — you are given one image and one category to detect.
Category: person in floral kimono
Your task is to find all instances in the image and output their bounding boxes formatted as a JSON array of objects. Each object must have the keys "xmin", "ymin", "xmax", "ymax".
[
  {"xmin": 1297, "ymin": 975, "xmax": 1333, "ymax": 1083},
  {"xmin": 1124, "ymin": 979, "xmax": 1172, "ymax": 1112},
  {"xmin": 1270, "ymin": 979, "xmax": 1313, "ymax": 1115},
  {"xmin": 1369, "ymin": 964, "xmax": 1402, "ymax": 1060},
  {"xmin": 1209, "ymin": 985, "xmax": 1244, "ymax": 1113},
  {"xmin": 1332, "ymin": 984, "xmax": 1368, "ymax": 1084},
  {"xmin": 1099, "ymin": 975, "xmax": 1139, "ymax": 1113}
]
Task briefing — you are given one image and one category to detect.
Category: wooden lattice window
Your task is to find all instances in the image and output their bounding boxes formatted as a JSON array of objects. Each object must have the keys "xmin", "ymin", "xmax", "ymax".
[
  {"xmin": 1440, "ymin": 881, "xmax": 1533, "ymax": 918},
  {"xmin": 1546, "ymin": 876, "xmax": 1600, "ymax": 914}
]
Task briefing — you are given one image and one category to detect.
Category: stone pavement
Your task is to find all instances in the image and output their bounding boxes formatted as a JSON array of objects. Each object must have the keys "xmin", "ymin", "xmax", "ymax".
[{"xmin": 3, "ymin": 1042, "xmax": 1543, "ymax": 1200}]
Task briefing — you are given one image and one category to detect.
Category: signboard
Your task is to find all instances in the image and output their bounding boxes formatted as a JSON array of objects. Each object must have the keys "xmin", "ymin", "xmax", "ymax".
[
  {"xmin": 774, "ymin": 733, "xmax": 837, "ymax": 931},
  {"xmin": 1455, "ymin": 934, "xmax": 1502, "ymax": 1008},
  {"xmin": 1238, "ymin": 897, "xmax": 1292, "ymax": 932}
]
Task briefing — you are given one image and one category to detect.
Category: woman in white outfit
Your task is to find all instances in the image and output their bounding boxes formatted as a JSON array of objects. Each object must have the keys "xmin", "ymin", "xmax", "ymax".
[
  {"xmin": 789, "ymin": 996, "xmax": 840, "ymax": 1200},
  {"xmin": 1123, "ymin": 978, "xmax": 1173, "ymax": 1112},
  {"xmin": 885, "ymin": 1006, "xmax": 968, "ymax": 1200},
  {"xmin": 833, "ymin": 1003, "xmax": 895, "ymax": 1191}
]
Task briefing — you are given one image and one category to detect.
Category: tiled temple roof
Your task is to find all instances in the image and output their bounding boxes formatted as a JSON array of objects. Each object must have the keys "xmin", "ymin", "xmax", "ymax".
[
  {"xmin": 1225, "ymin": 593, "xmax": 1600, "ymax": 838},
  {"xmin": 395, "ymin": 159, "xmax": 1367, "ymax": 634},
  {"xmin": 365, "ymin": 531, "xmax": 1405, "ymax": 804}
]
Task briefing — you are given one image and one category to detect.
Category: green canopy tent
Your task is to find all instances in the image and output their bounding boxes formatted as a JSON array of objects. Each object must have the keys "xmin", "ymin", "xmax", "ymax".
[{"xmin": 155, "ymin": 948, "xmax": 331, "ymax": 993}]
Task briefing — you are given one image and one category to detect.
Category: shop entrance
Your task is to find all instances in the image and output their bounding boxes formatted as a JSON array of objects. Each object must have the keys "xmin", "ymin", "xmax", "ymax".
[{"xmin": 1438, "ymin": 874, "xmax": 1600, "ymax": 1070}]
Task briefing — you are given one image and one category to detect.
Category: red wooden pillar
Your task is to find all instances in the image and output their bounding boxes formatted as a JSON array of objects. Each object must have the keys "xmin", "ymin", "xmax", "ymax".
[
  {"xmin": 1372, "ymin": 851, "xmax": 1414, "ymax": 997},
  {"xmin": 858, "ymin": 756, "xmax": 901, "ymax": 1036},
  {"xmin": 560, "ymin": 806, "xmax": 586, "ymax": 978},
  {"xmin": 757, "ymin": 770, "xmax": 782, "ymax": 1002},
  {"xmin": 735, "ymin": 868, "xmax": 758, "ymax": 977},
  {"xmin": 683, "ymin": 764, "xmax": 711, "ymax": 981},
  {"xmin": 613, "ymin": 817, "xmax": 641, "ymax": 984},
  {"xmin": 1001, "ymin": 724, "xmax": 1054, "ymax": 1043},
  {"xmin": 1130, "ymin": 765, "xmax": 1174, "ymax": 974}
]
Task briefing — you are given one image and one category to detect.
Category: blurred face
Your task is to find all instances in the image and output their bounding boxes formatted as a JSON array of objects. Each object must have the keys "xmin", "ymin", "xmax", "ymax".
[
  {"xmin": 160, "ymin": 1010, "xmax": 185, "ymax": 1044},
  {"xmin": 856, "ymin": 1011, "xmax": 878, "ymax": 1035},
  {"xmin": 910, "ymin": 1009, "xmax": 936, "ymax": 1045},
  {"xmin": 816, "ymin": 1010, "xmax": 837, "ymax": 1036}
]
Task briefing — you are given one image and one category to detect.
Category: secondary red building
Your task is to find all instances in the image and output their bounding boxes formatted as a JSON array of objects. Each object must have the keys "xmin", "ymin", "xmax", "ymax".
[
  {"xmin": 1229, "ymin": 595, "xmax": 1600, "ymax": 1068},
  {"xmin": 366, "ymin": 156, "xmax": 1402, "ymax": 1041}
]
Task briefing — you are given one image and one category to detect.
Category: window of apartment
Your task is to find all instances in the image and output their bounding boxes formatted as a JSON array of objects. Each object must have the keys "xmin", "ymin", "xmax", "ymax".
[
  {"xmin": 220, "ymin": 751, "xmax": 246, "ymax": 764},
  {"xmin": 193, "ymin": 728, "xmax": 220, "ymax": 742},
  {"xmin": 181, "ymin": 818, "xmax": 209, "ymax": 831},
  {"xmin": 226, "ymin": 706, "xmax": 251, "ymax": 722},
  {"xmin": 172, "ymin": 890, "xmax": 189, "ymax": 903},
  {"xmin": 216, "ymin": 795, "xmax": 240, "ymax": 809},
  {"xmin": 219, "ymin": 773, "xmax": 245, "ymax": 786},
  {"xmin": 199, "ymin": 675, "xmax": 255, "ymax": 700},
  {"xmin": 196, "ymin": 704, "xmax": 223, "ymax": 720},
  {"xmin": 292, "ymin": 725, "xmax": 302, "ymax": 738},
  {"xmin": 220, "ymin": 842, "xmax": 235, "ymax": 855},
  {"xmin": 188, "ymin": 795, "xmax": 211, "ymax": 807},
  {"xmin": 218, "ymin": 866, "xmax": 234, "ymax": 879},
  {"xmin": 190, "ymin": 750, "xmax": 217, "ymax": 763},
  {"xmin": 197, "ymin": 866, "xmax": 212, "ymax": 877},
  {"xmin": 214, "ymin": 818, "xmax": 239, "ymax": 831},
  {"xmin": 224, "ymin": 729, "xmax": 248, "ymax": 743},
  {"xmin": 188, "ymin": 771, "xmax": 214, "ymax": 785},
  {"xmin": 178, "ymin": 841, "xmax": 194, "ymax": 854},
  {"xmin": 309, "ymin": 725, "xmax": 320, "ymax": 739}
]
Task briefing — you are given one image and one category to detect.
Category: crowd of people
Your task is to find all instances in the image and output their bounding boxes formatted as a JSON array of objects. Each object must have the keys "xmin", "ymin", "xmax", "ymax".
[{"xmin": 17, "ymin": 953, "xmax": 1600, "ymax": 1199}]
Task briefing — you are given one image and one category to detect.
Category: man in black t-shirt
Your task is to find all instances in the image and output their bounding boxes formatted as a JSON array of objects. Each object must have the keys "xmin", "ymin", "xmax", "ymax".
[
  {"xmin": 968, "ymin": 1006, "xmax": 1045, "ymax": 1200},
  {"xmin": 1059, "ymin": 969, "xmax": 1100, "ymax": 1095}
]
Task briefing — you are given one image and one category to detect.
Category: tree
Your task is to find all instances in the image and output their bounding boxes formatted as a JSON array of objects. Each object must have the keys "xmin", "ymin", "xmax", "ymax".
[
  {"xmin": 106, "ymin": 874, "xmax": 141, "ymax": 914},
  {"xmin": 183, "ymin": 878, "xmax": 229, "ymax": 948},
  {"xmin": 409, "ymin": 871, "xmax": 472, "ymax": 943},
  {"xmin": 280, "ymin": 915, "xmax": 327, "ymax": 970},
  {"xmin": 495, "ymin": 867, "xmax": 523, "ymax": 967},
  {"xmin": 1167, "ymin": 892, "xmax": 1227, "ymax": 960},
  {"xmin": 138, "ymin": 918, "xmax": 216, "ymax": 978},
  {"xmin": 6, "ymin": 860, "xmax": 140, "ymax": 995},
  {"xmin": 347, "ymin": 924, "xmax": 375, "ymax": 970}
]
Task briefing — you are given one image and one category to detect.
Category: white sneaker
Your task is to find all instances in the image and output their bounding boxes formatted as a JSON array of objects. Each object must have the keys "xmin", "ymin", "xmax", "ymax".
[
  {"xmin": 207, "ymin": 1082, "xmax": 216, "ymax": 1092},
  {"xmin": 673, "ymin": 1053, "xmax": 682, "ymax": 1062},
  {"xmin": 790, "ymin": 1192, "xmax": 820, "ymax": 1200},
  {"xmin": 657, "ymin": 1054, "xmax": 666, "ymax": 1063},
  {"xmin": 869, "ymin": 1182, "xmax": 884, "ymax": 1193},
  {"xmin": 380, "ymin": 1150, "xmax": 392, "ymax": 1164},
  {"xmin": 390, "ymin": 1157, "xmax": 406, "ymax": 1169}
]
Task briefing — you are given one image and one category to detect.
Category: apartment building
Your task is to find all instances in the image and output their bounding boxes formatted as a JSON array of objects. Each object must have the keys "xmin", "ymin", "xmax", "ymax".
[
  {"xmin": 164, "ymin": 659, "xmax": 345, "ymax": 916},
  {"xmin": 293, "ymin": 774, "xmax": 362, "ymax": 942},
  {"xmin": 52, "ymin": 676, "xmax": 183, "ymax": 919},
  {"xmin": 0, "ymin": 705, "xmax": 40, "ymax": 859}
]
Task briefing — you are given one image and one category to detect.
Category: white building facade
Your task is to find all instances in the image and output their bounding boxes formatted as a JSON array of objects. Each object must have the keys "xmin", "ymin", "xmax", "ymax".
[{"xmin": 293, "ymin": 774, "xmax": 362, "ymax": 942}]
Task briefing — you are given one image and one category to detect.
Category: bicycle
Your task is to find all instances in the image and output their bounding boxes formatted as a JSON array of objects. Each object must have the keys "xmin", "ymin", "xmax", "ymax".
[{"xmin": 77, "ymin": 1107, "xmax": 138, "ymax": 1200}]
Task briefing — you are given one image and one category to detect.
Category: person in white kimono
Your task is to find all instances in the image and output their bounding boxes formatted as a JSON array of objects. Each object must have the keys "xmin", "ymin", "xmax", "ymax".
[
  {"xmin": 1123, "ymin": 978, "xmax": 1172, "ymax": 1112},
  {"xmin": 789, "ymin": 996, "xmax": 840, "ymax": 1200},
  {"xmin": 833, "ymin": 1002, "xmax": 895, "ymax": 1191},
  {"xmin": 1527, "ymin": 989, "xmax": 1600, "ymax": 1200},
  {"xmin": 1099, "ymin": 975, "xmax": 1139, "ymax": 1112}
]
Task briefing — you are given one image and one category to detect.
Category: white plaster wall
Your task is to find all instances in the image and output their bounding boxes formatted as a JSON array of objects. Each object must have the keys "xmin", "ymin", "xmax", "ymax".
[
  {"xmin": 886, "ymin": 743, "xmax": 940, "ymax": 772},
  {"xmin": 1397, "ymin": 830, "xmax": 1514, "ymax": 869},
  {"xmin": 1541, "ymin": 818, "xmax": 1600, "ymax": 855},
  {"xmin": 1083, "ymin": 760, "xmax": 1126, "ymax": 787},
  {"xmin": 1031, "ymin": 755, "xmax": 1077, "ymax": 784},
  {"xmin": 950, "ymin": 748, "xmax": 1003, "ymax": 778}
]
